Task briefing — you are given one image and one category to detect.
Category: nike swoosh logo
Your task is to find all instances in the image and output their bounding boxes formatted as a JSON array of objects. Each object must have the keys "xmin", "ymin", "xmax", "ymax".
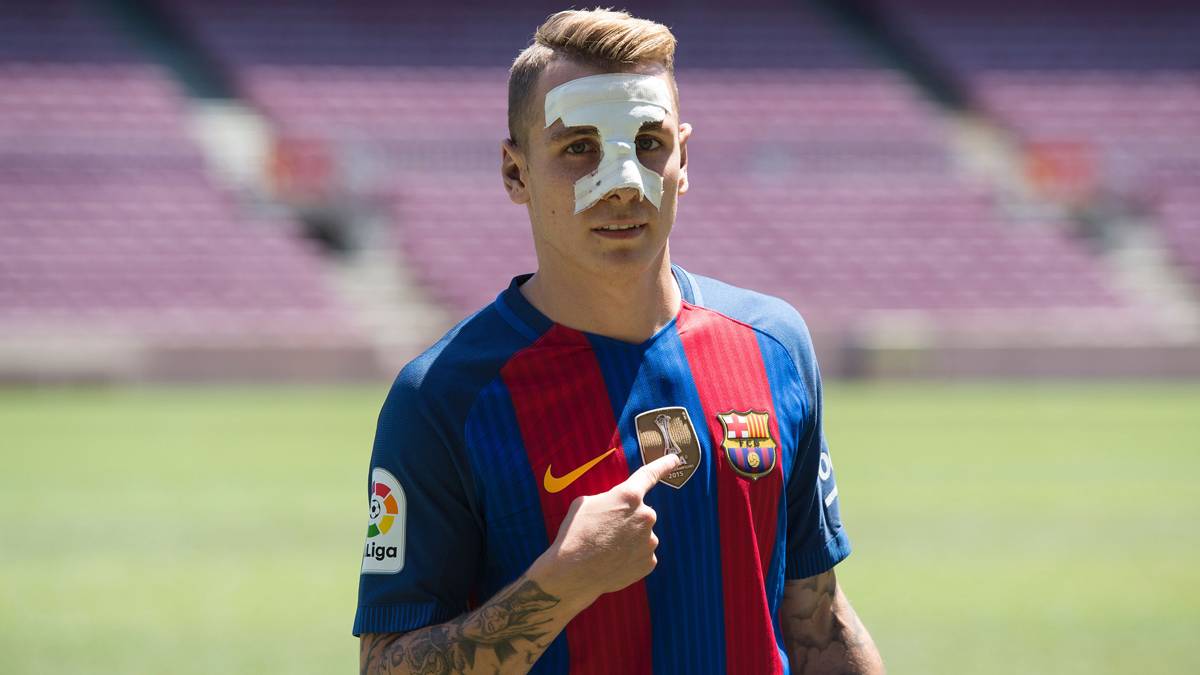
[{"xmin": 543, "ymin": 448, "xmax": 618, "ymax": 494}]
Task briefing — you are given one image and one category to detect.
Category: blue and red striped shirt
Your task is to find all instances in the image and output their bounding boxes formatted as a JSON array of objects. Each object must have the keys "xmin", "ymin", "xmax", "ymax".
[{"xmin": 354, "ymin": 266, "xmax": 851, "ymax": 674}]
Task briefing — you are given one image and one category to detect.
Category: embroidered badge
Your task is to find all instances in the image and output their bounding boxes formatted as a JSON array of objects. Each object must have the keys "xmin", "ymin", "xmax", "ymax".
[
  {"xmin": 716, "ymin": 410, "xmax": 778, "ymax": 480},
  {"xmin": 635, "ymin": 406, "xmax": 702, "ymax": 489},
  {"xmin": 361, "ymin": 467, "xmax": 406, "ymax": 574}
]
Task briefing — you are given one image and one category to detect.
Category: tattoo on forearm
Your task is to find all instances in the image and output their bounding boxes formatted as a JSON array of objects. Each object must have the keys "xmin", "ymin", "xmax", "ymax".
[
  {"xmin": 360, "ymin": 579, "xmax": 561, "ymax": 675},
  {"xmin": 782, "ymin": 572, "xmax": 881, "ymax": 675}
]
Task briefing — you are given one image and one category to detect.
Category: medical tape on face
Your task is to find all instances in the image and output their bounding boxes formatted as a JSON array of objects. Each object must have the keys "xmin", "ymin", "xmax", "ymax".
[{"xmin": 543, "ymin": 73, "xmax": 674, "ymax": 214}]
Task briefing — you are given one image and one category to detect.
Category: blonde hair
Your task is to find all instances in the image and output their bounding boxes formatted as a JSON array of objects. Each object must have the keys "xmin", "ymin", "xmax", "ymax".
[{"xmin": 507, "ymin": 8, "xmax": 678, "ymax": 146}]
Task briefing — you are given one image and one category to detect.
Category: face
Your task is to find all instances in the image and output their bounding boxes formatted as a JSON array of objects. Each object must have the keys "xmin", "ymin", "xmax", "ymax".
[{"xmin": 501, "ymin": 59, "xmax": 692, "ymax": 277}]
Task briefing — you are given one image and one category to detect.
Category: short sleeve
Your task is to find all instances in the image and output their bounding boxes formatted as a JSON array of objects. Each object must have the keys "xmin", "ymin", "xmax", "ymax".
[
  {"xmin": 352, "ymin": 371, "xmax": 483, "ymax": 636},
  {"xmin": 783, "ymin": 335, "xmax": 852, "ymax": 579}
]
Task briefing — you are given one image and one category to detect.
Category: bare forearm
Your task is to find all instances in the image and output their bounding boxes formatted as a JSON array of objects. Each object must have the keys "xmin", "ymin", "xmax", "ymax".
[
  {"xmin": 360, "ymin": 455, "xmax": 679, "ymax": 674},
  {"xmin": 360, "ymin": 574, "xmax": 580, "ymax": 675},
  {"xmin": 782, "ymin": 571, "xmax": 885, "ymax": 675}
]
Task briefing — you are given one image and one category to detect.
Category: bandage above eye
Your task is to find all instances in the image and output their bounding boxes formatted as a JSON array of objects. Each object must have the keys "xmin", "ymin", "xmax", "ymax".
[{"xmin": 543, "ymin": 73, "xmax": 674, "ymax": 214}]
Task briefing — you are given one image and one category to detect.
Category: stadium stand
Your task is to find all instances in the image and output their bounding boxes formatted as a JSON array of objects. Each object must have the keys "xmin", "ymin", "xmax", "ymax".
[
  {"xmin": 167, "ymin": 0, "xmax": 1148, "ymax": 345},
  {"xmin": 1158, "ymin": 178, "xmax": 1200, "ymax": 287},
  {"xmin": 0, "ymin": 1, "xmax": 373, "ymax": 379},
  {"xmin": 4, "ymin": 0, "xmax": 1196, "ymax": 379},
  {"xmin": 879, "ymin": 0, "xmax": 1200, "ymax": 282}
]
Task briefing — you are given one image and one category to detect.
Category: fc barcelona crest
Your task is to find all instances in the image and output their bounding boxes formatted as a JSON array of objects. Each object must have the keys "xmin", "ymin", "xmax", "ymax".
[{"xmin": 717, "ymin": 410, "xmax": 778, "ymax": 480}]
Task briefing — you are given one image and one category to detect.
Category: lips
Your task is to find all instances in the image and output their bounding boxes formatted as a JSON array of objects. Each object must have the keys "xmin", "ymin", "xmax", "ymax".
[
  {"xmin": 590, "ymin": 222, "xmax": 647, "ymax": 239},
  {"xmin": 592, "ymin": 222, "xmax": 646, "ymax": 232}
]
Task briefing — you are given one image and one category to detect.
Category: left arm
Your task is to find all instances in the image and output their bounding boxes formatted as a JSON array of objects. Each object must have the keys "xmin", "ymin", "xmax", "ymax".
[{"xmin": 781, "ymin": 569, "xmax": 885, "ymax": 675}]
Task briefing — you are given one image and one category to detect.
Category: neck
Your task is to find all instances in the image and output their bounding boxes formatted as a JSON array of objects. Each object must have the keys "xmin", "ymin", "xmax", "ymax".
[{"xmin": 520, "ymin": 251, "xmax": 681, "ymax": 344}]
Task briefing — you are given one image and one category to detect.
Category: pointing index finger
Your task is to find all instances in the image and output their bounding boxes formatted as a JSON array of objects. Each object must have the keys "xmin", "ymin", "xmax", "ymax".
[{"xmin": 624, "ymin": 453, "xmax": 682, "ymax": 496}]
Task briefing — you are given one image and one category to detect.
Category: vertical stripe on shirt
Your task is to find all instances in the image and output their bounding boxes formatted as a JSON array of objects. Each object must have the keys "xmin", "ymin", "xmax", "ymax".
[
  {"xmin": 588, "ymin": 330, "xmax": 729, "ymax": 675},
  {"xmin": 502, "ymin": 325, "xmax": 654, "ymax": 675},
  {"xmin": 677, "ymin": 304, "xmax": 785, "ymax": 675}
]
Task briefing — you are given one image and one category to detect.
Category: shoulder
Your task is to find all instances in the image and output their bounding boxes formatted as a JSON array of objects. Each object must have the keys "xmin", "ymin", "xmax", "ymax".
[
  {"xmin": 382, "ymin": 302, "xmax": 534, "ymax": 437},
  {"xmin": 683, "ymin": 269, "xmax": 818, "ymax": 377}
]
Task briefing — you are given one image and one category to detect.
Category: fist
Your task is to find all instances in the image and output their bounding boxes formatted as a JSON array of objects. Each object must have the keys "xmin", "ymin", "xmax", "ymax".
[{"xmin": 532, "ymin": 453, "xmax": 681, "ymax": 605}]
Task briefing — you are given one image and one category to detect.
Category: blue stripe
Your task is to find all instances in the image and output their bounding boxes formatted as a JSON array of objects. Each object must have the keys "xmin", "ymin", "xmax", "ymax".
[
  {"xmin": 354, "ymin": 302, "xmax": 539, "ymax": 638},
  {"xmin": 585, "ymin": 334, "xmax": 646, "ymax": 424},
  {"xmin": 757, "ymin": 331, "xmax": 806, "ymax": 663},
  {"xmin": 590, "ymin": 328, "xmax": 728, "ymax": 675},
  {"xmin": 463, "ymin": 378, "xmax": 568, "ymax": 674}
]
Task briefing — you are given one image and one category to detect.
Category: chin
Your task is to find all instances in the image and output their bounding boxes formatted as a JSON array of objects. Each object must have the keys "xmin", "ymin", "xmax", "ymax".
[{"xmin": 593, "ymin": 237, "xmax": 667, "ymax": 268}]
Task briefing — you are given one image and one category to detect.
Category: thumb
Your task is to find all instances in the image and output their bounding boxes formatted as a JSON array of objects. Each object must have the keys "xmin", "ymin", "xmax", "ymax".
[{"xmin": 623, "ymin": 453, "xmax": 682, "ymax": 496}]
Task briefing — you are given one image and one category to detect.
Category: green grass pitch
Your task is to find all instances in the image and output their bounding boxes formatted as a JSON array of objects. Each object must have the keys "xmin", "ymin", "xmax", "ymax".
[{"xmin": 1, "ymin": 382, "xmax": 1197, "ymax": 674}]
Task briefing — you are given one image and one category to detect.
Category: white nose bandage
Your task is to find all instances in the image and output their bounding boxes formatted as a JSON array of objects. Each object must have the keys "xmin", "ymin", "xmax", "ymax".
[{"xmin": 543, "ymin": 73, "xmax": 674, "ymax": 214}]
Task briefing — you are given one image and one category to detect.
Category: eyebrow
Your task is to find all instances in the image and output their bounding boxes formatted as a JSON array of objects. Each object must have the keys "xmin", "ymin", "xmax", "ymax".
[
  {"xmin": 548, "ymin": 125, "xmax": 599, "ymax": 143},
  {"xmin": 548, "ymin": 120, "xmax": 666, "ymax": 143}
]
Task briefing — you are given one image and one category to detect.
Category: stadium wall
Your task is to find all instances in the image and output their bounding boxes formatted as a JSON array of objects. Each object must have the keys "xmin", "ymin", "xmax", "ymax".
[{"xmin": 4, "ymin": 334, "xmax": 1199, "ymax": 384}]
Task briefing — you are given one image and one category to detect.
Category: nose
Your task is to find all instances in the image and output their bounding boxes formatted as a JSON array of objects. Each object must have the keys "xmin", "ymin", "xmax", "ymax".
[{"xmin": 605, "ymin": 185, "xmax": 641, "ymax": 204}]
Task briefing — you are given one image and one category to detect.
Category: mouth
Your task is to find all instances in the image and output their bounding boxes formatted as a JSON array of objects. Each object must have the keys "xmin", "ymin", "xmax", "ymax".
[{"xmin": 591, "ymin": 222, "xmax": 647, "ymax": 238}]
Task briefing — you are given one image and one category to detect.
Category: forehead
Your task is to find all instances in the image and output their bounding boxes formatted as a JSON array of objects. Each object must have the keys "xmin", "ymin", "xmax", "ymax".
[{"xmin": 532, "ymin": 58, "xmax": 675, "ymax": 131}]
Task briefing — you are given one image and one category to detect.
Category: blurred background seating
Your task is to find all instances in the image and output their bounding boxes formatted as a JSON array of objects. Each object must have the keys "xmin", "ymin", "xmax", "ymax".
[{"xmin": 2, "ymin": 0, "xmax": 1198, "ymax": 380}]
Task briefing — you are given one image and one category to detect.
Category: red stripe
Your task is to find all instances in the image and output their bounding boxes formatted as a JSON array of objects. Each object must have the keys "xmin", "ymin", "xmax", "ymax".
[
  {"xmin": 501, "ymin": 325, "xmax": 653, "ymax": 675},
  {"xmin": 677, "ymin": 303, "xmax": 784, "ymax": 675}
]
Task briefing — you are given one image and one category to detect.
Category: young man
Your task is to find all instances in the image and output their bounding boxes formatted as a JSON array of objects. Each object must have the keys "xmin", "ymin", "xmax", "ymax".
[{"xmin": 356, "ymin": 9, "xmax": 885, "ymax": 675}]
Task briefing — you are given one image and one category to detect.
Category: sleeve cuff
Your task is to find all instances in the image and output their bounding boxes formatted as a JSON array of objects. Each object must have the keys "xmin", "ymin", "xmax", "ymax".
[
  {"xmin": 352, "ymin": 601, "xmax": 463, "ymax": 637},
  {"xmin": 785, "ymin": 529, "xmax": 852, "ymax": 580}
]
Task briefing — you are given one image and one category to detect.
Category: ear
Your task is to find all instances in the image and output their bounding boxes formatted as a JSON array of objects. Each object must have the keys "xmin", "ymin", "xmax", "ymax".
[
  {"xmin": 677, "ymin": 122, "xmax": 692, "ymax": 196},
  {"xmin": 501, "ymin": 139, "xmax": 530, "ymax": 205}
]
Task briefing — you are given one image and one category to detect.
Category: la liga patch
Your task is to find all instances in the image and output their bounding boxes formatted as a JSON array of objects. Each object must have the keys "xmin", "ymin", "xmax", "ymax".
[{"xmin": 361, "ymin": 467, "xmax": 406, "ymax": 574}]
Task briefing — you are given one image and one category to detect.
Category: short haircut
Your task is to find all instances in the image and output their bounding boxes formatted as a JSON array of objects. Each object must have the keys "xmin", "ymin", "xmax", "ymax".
[{"xmin": 507, "ymin": 8, "xmax": 678, "ymax": 147}]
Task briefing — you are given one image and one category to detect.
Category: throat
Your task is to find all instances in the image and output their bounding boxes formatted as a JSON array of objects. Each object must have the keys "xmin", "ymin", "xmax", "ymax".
[{"xmin": 520, "ymin": 263, "xmax": 681, "ymax": 343}]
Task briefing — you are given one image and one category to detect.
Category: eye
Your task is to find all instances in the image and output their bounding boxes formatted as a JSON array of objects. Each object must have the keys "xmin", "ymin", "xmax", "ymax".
[
  {"xmin": 565, "ymin": 140, "xmax": 594, "ymax": 155},
  {"xmin": 636, "ymin": 136, "xmax": 663, "ymax": 152}
]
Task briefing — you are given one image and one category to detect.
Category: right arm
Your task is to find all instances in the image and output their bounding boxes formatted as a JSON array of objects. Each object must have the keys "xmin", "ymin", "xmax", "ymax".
[
  {"xmin": 359, "ymin": 571, "xmax": 577, "ymax": 675},
  {"xmin": 360, "ymin": 453, "xmax": 681, "ymax": 675},
  {"xmin": 780, "ymin": 570, "xmax": 884, "ymax": 674}
]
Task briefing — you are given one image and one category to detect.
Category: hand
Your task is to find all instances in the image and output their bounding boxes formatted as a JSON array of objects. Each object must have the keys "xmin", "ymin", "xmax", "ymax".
[{"xmin": 530, "ymin": 453, "xmax": 681, "ymax": 609}]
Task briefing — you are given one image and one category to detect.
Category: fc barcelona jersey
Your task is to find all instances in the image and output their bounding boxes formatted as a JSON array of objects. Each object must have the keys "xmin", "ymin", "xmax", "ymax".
[{"xmin": 354, "ymin": 265, "xmax": 851, "ymax": 675}]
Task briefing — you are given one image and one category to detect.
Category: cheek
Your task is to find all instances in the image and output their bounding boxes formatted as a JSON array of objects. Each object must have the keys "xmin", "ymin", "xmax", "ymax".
[
  {"xmin": 567, "ymin": 158, "xmax": 602, "ymax": 186},
  {"xmin": 638, "ymin": 149, "xmax": 673, "ymax": 178},
  {"xmin": 538, "ymin": 158, "xmax": 587, "ymax": 191},
  {"xmin": 527, "ymin": 169, "xmax": 577, "ymax": 218}
]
